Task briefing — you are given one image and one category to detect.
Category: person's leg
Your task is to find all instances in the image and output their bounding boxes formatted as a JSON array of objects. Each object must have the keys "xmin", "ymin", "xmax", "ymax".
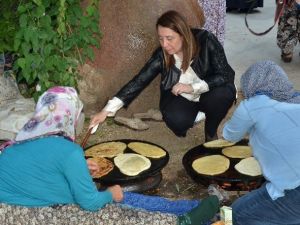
[
  {"xmin": 122, "ymin": 192, "xmax": 219, "ymax": 225},
  {"xmin": 178, "ymin": 195, "xmax": 219, "ymax": 225},
  {"xmin": 198, "ymin": 85, "xmax": 236, "ymax": 141},
  {"xmin": 277, "ymin": 4, "xmax": 299, "ymax": 62},
  {"xmin": 161, "ymin": 95, "xmax": 199, "ymax": 137},
  {"xmin": 232, "ymin": 184, "xmax": 300, "ymax": 225},
  {"xmin": 297, "ymin": 7, "xmax": 300, "ymax": 54},
  {"xmin": 122, "ymin": 192, "xmax": 199, "ymax": 216}
]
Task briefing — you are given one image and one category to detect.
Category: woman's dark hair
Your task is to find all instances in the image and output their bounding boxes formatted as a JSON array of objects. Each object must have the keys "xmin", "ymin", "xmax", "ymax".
[{"xmin": 156, "ymin": 10, "xmax": 198, "ymax": 72}]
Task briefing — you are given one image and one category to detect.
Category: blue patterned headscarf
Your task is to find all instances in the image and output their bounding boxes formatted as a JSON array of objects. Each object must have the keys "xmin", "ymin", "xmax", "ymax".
[{"xmin": 241, "ymin": 60, "xmax": 300, "ymax": 104}]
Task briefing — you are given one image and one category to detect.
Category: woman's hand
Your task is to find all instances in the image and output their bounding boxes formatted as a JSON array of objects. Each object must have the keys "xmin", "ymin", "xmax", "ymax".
[
  {"xmin": 89, "ymin": 110, "xmax": 109, "ymax": 129},
  {"xmin": 86, "ymin": 159, "xmax": 99, "ymax": 177},
  {"xmin": 171, "ymin": 83, "xmax": 193, "ymax": 96},
  {"xmin": 107, "ymin": 185, "xmax": 123, "ymax": 202}
]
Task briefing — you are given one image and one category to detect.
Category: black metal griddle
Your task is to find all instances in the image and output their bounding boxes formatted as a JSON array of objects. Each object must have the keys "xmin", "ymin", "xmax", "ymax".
[
  {"xmin": 85, "ymin": 139, "xmax": 169, "ymax": 187},
  {"xmin": 182, "ymin": 139, "xmax": 265, "ymax": 191}
]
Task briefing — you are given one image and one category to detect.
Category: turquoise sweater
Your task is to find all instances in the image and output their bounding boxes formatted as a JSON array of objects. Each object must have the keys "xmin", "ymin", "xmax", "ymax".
[{"xmin": 0, "ymin": 136, "xmax": 113, "ymax": 211}]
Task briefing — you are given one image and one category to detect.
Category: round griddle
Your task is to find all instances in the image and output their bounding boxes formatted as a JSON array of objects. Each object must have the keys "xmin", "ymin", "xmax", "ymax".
[
  {"xmin": 98, "ymin": 172, "xmax": 162, "ymax": 193},
  {"xmin": 182, "ymin": 139, "xmax": 265, "ymax": 191},
  {"xmin": 85, "ymin": 139, "xmax": 169, "ymax": 186}
]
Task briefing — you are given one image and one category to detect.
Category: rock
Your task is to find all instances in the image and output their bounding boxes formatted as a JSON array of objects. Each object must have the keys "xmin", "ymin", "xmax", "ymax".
[{"xmin": 0, "ymin": 72, "xmax": 35, "ymax": 140}]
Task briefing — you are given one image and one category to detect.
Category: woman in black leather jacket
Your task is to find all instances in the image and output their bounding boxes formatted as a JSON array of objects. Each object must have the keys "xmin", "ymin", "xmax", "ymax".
[{"xmin": 90, "ymin": 10, "xmax": 236, "ymax": 142}]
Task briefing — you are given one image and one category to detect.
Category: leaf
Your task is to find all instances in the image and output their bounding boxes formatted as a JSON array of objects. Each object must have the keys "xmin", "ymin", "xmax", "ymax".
[
  {"xmin": 16, "ymin": 58, "xmax": 26, "ymax": 69},
  {"xmin": 40, "ymin": 15, "xmax": 52, "ymax": 28},
  {"xmin": 80, "ymin": 17, "xmax": 90, "ymax": 28},
  {"xmin": 85, "ymin": 47, "xmax": 94, "ymax": 61},
  {"xmin": 44, "ymin": 44, "xmax": 53, "ymax": 56},
  {"xmin": 33, "ymin": 5, "xmax": 45, "ymax": 17},
  {"xmin": 31, "ymin": 33, "xmax": 39, "ymax": 53},
  {"xmin": 71, "ymin": 5, "xmax": 82, "ymax": 18},
  {"xmin": 19, "ymin": 14, "xmax": 27, "ymax": 28},
  {"xmin": 24, "ymin": 29, "xmax": 32, "ymax": 43},
  {"xmin": 17, "ymin": 5, "xmax": 27, "ymax": 13},
  {"xmin": 32, "ymin": 0, "xmax": 42, "ymax": 6},
  {"xmin": 21, "ymin": 42, "xmax": 31, "ymax": 56},
  {"xmin": 14, "ymin": 38, "xmax": 21, "ymax": 51},
  {"xmin": 86, "ymin": 5, "xmax": 95, "ymax": 16}
]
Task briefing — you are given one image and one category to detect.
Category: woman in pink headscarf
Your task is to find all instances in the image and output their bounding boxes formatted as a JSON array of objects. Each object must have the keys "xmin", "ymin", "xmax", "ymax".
[{"xmin": 0, "ymin": 86, "xmax": 219, "ymax": 225}]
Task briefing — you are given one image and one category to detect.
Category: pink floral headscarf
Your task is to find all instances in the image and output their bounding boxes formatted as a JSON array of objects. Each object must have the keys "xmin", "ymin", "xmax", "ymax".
[{"xmin": 15, "ymin": 86, "xmax": 83, "ymax": 142}]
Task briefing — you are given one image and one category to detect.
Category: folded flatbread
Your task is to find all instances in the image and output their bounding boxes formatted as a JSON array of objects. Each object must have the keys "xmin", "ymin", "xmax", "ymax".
[
  {"xmin": 235, "ymin": 157, "xmax": 262, "ymax": 177},
  {"xmin": 128, "ymin": 142, "xmax": 166, "ymax": 158},
  {"xmin": 192, "ymin": 155, "xmax": 230, "ymax": 176},
  {"xmin": 89, "ymin": 157, "xmax": 114, "ymax": 178},
  {"xmin": 203, "ymin": 139, "xmax": 236, "ymax": 148},
  {"xmin": 85, "ymin": 141, "xmax": 127, "ymax": 158},
  {"xmin": 222, "ymin": 146, "xmax": 252, "ymax": 159},
  {"xmin": 114, "ymin": 153, "xmax": 151, "ymax": 176}
]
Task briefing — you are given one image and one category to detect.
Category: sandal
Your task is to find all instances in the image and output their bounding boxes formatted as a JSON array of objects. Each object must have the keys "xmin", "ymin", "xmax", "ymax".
[
  {"xmin": 281, "ymin": 52, "xmax": 293, "ymax": 63},
  {"xmin": 114, "ymin": 116, "xmax": 149, "ymax": 130},
  {"xmin": 133, "ymin": 109, "xmax": 163, "ymax": 121}
]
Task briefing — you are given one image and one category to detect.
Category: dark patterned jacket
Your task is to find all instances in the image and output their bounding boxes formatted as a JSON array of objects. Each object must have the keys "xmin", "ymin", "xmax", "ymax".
[{"xmin": 115, "ymin": 29, "xmax": 235, "ymax": 109}]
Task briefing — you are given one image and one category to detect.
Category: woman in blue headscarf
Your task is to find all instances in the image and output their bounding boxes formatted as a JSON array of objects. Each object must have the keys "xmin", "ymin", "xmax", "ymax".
[{"xmin": 223, "ymin": 60, "xmax": 300, "ymax": 225}]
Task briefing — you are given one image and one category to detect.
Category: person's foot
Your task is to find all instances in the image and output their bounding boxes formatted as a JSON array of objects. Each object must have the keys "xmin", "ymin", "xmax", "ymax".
[
  {"xmin": 194, "ymin": 111, "xmax": 206, "ymax": 124},
  {"xmin": 114, "ymin": 116, "xmax": 149, "ymax": 130},
  {"xmin": 205, "ymin": 133, "xmax": 218, "ymax": 142},
  {"xmin": 281, "ymin": 52, "xmax": 293, "ymax": 63},
  {"xmin": 178, "ymin": 196, "xmax": 219, "ymax": 225}
]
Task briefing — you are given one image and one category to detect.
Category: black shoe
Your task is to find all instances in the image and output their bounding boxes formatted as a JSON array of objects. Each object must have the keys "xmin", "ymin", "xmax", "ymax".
[
  {"xmin": 205, "ymin": 133, "xmax": 218, "ymax": 142},
  {"xmin": 281, "ymin": 52, "xmax": 293, "ymax": 63}
]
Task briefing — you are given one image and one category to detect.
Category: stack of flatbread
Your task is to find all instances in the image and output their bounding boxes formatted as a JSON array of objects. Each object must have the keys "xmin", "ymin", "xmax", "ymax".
[
  {"xmin": 114, "ymin": 153, "xmax": 151, "ymax": 176},
  {"xmin": 203, "ymin": 139, "xmax": 236, "ymax": 148},
  {"xmin": 128, "ymin": 142, "xmax": 166, "ymax": 158},
  {"xmin": 89, "ymin": 157, "xmax": 114, "ymax": 178},
  {"xmin": 192, "ymin": 155, "xmax": 230, "ymax": 176},
  {"xmin": 85, "ymin": 141, "xmax": 127, "ymax": 158},
  {"xmin": 222, "ymin": 146, "xmax": 252, "ymax": 159}
]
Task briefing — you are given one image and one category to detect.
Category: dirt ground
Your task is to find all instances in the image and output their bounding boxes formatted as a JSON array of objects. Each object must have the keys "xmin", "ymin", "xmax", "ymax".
[{"xmin": 77, "ymin": 95, "xmax": 245, "ymax": 205}]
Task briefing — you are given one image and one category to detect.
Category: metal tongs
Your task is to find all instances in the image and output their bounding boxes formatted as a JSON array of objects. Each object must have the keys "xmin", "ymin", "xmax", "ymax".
[{"xmin": 80, "ymin": 124, "xmax": 99, "ymax": 148}]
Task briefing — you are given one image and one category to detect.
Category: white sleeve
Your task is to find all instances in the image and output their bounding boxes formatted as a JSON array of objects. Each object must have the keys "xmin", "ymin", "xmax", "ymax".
[
  {"xmin": 103, "ymin": 97, "xmax": 124, "ymax": 117},
  {"xmin": 191, "ymin": 80, "xmax": 209, "ymax": 95}
]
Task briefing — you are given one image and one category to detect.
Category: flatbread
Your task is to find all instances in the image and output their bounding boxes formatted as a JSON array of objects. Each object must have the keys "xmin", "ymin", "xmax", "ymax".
[
  {"xmin": 84, "ymin": 141, "xmax": 127, "ymax": 158},
  {"xmin": 192, "ymin": 155, "xmax": 230, "ymax": 176},
  {"xmin": 235, "ymin": 157, "xmax": 262, "ymax": 177},
  {"xmin": 222, "ymin": 146, "xmax": 252, "ymax": 159},
  {"xmin": 89, "ymin": 157, "xmax": 114, "ymax": 178},
  {"xmin": 203, "ymin": 139, "xmax": 236, "ymax": 148},
  {"xmin": 128, "ymin": 142, "xmax": 166, "ymax": 158},
  {"xmin": 114, "ymin": 153, "xmax": 151, "ymax": 176}
]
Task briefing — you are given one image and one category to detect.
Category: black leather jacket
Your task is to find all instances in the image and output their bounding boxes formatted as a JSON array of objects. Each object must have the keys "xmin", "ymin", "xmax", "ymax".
[{"xmin": 116, "ymin": 29, "xmax": 235, "ymax": 109}]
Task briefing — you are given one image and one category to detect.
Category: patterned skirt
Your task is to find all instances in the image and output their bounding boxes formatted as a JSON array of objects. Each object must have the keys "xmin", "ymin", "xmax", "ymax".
[
  {"xmin": 197, "ymin": 0, "xmax": 226, "ymax": 45},
  {"xmin": 277, "ymin": 4, "xmax": 300, "ymax": 54},
  {"xmin": 0, "ymin": 203, "xmax": 177, "ymax": 225}
]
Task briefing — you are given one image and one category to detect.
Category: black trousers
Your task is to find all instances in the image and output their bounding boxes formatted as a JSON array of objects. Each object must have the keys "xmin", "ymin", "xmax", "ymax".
[{"xmin": 160, "ymin": 85, "xmax": 236, "ymax": 138}]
